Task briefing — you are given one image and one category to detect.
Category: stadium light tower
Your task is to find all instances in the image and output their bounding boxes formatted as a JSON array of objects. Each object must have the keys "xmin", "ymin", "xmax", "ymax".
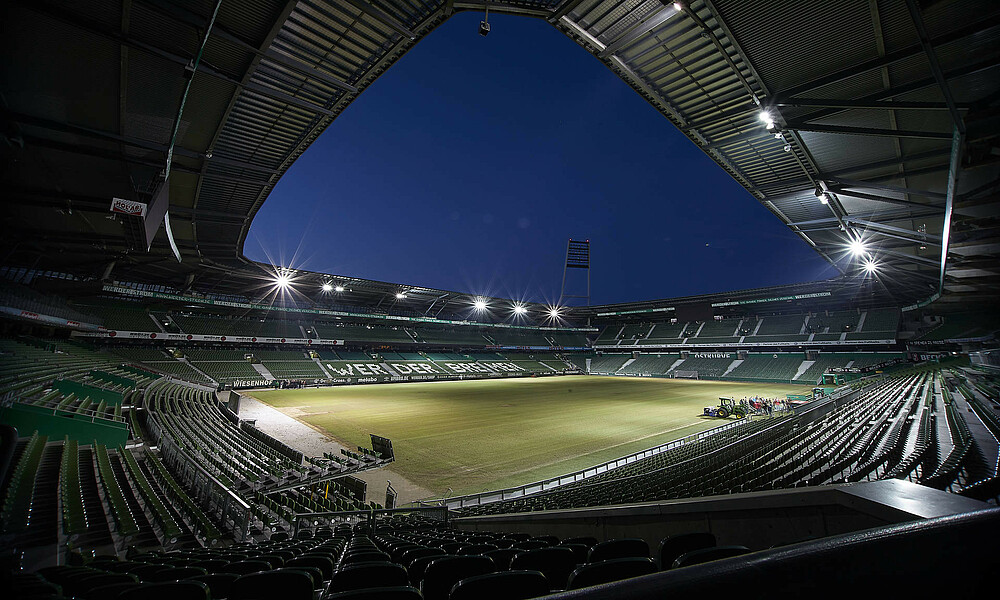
[
  {"xmin": 274, "ymin": 272, "xmax": 291, "ymax": 289},
  {"xmin": 512, "ymin": 304, "xmax": 527, "ymax": 315},
  {"xmin": 473, "ymin": 297, "xmax": 488, "ymax": 312},
  {"xmin": 559, "ymin": 239, "xmax": 591, "ymax": 306},
  {"xmin": 322, "ymin": 282, "xmax": 333, "ymax": 292}
]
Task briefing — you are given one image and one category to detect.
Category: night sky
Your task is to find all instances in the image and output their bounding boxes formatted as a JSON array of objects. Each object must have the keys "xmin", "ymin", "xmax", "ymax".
[{"xmin": 247, "ymin": 12, "xmax": 835, "ymax": 305}]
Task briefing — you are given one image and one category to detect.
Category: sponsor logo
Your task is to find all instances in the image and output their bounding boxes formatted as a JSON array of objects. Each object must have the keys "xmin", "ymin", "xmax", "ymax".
[{"xmin": 110, "ymin": 197, "xmax": 148, "ymax": 217}]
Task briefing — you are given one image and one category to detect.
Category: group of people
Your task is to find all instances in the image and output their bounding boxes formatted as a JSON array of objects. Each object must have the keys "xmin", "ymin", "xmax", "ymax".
[{"xmin": 743, "ymin": 396, "xmax": 789, "ymax": 415}]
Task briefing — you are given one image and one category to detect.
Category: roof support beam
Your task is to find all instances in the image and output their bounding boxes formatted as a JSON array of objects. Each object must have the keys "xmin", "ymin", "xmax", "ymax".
[
  {"xmin": 939, "ymin": 127, "xmax": 965, "ymax": 295},
  {"xmin": 827, "ymin": 177, "xmax": 947, "ymax": 200},
  {"xmin": 904, "ymin": 0, "xmax": 967, "ymax": 135},
  {"xmin": 598, "ymin": 5, "xmax": 681, "ymax": 59},
  {"xmin": 826, "ymin": 187, "xmax": 937, "ymax": 211},
  {"xmin": 773, "ymin": 98, "xmax": 969, "ymax": 111},
  {"xmin": 548, "ymin": 0, "xmax": 587, "ymax": 23},
  {"xmin": 139, "ymin": 0, "xmax": 357, "ymax": 93},
  {"xmin": 782, "ymin": 121, "xmax": 952, "ymax": 140},
  {"xmin": 5, "ymin": 109, "xmax": 280, "ymax": 176},
  {"xmin": 19, "ymin": 1, "xmax": 336, "ymax": 118},
  {"xmin": 877, "ymin": 248, "xmax": 941, "ymax": 268},
  {"xmin": 341, "ymin": 0, "xmax": 417, "ymax": 39},
  {"xmin": 454, "ymin": 1, "xmax": 551, "ymax": 18},
  {"xmin": 774, "ymin": 14, "xmax": 1000, "ymax": 99},
  {"xmin": 842, "ymin": 218, "xmax": 942, "ymax": 246}
]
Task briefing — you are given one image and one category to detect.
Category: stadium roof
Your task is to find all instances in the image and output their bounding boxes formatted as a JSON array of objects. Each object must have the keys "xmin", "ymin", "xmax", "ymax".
[{"xmin": 3, "ymin": 0, "xmax": 998, "ymax": 311}]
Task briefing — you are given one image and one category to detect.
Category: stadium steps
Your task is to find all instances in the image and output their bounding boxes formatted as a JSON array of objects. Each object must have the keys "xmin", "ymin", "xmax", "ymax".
[
  {"xmin": 793, "ymin": 361, "xmax": 815, "ymax": 380},
  {"xmin": 179, "ymin": 359, "xmax": 217, "ymax": 385},
  {"xmin": 722, "ymin": 359, "xmax": 742, "ymax": 377},
  {"xmin": 856, "ymin": 311, "xmax": 868, "ymax": 331},
  {"xmin": 313, "ymin": 357, "xmax": 333, "ymax": 378},
  {"xmin": 147, "ymin": 313, "xmax": 167, "ymax": 333},
  {"xmin": 616, "ymin": 358, "xmax": 636, "ymax": 374},
  {"xmin": 251, "ymin": 363, "xmax": 275, "ymax": 381}
]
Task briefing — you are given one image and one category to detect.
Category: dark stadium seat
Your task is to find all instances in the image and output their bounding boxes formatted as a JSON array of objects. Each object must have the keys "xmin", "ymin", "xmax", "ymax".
[
  {"xmin": 325, "ymin": 586, "xmax": 423, "ymax": 600},
  {"xmin": 148, "ymin": 566, "xmax": 208, "ymax": 581},
  {"xmin": 286, "ymin": 555, "xmax": 334, "ymax": 579},
  {"xmin": 421, "ymin": 555, "xmax": 497, "ymax": 600},
  {"xmin": 83, "ymin": 582, "xmax": 142, "ymax": 599},
  {"xmin": 407, "ymin": 553, "xmax": 449, "ymax": 585},
  {"xmin": 658, "ymin": 532, "xmax": 717, "ymax": 569},
  {"xmin": 562, "ymin": 536, "xmax": 598, "ymax": 548},
  {"xmin": 229, "ymin": 569, "xmax": 313, "ymax": 600},
  {"xmin": 483, "ymin": 548, "xmax": 519, "ymax": 570},
  {"xmin": 558, "ymin": 543, "xmax": 591, "ymax": 565},
  {"xmin": 219, "ymin": 560, "xmax": 271, "ymax": 575},
  {"xmin": 671, "ymin": 545, "xmax": 751, "ymax": 569},
  {"xmin": 189, "ymin": 573, "xmax": 238, "ymax": 599},
  {"xmin": 509, "ymin": 546, "xmax": 578, "ymax": 590},
  {"xmin": 587, "ymin": 538, "xmax": 650, "ymax": 563},
  {"xmin": 330, "ymin": 562, "xmax": 408, "ymax": 593},
  {"xmin": 402, "ymin": 547, "xmax": 444, "ymax": 566},
  {"xmin": 566, "ymin": 557, "xmax": 658, "ymax": 590},
  {"xmin": 118, "ymin": 580, "xmax": 210, "ymax": 600},
  {"xmin": 448, "ymin": 569, "xmax": 550, "ymax": 600},
  {"xmin": 457, "ymin": 543, "xmax": 499, "ymax": 555}
]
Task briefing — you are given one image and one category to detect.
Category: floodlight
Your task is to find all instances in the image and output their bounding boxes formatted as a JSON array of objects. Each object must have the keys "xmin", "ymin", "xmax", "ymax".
[
  {"xmin": 549, "ymin": 307, "xmax": 561, "ymax": 318},
  {"xmin": 849, "ymin": 239, "xmax": 866, "ymax": 256},
  {"xmin": 673, "ymin": 2, "xmax": 683, "ymax": 10},
  {"xmin": 322, "ymin": 282, "xmax": 333, "ymax": 292},
  {"xmin": 274, "ymin": 273, "xmax": 291, "ymax": 289},
  {"xmin": 758, "ymin": 110, "xmax": 772, "ymax": 123},
  {"xmin": 395, "ymin": 292, "xmax": 406, "ymax": 299},
  {"xmin": 863, "ymin": 260, "xmax": 878, "ymax": 274},
  {"xmin": 473, "ymin": 298, "xmax": 488, "ymax": 311},
  {"xmin": 335, "ymin": 285, "xmax": 345, "ymax": 292},
  {"xmin": 513, "ymin": 304, "xmax": 527, "ymax": 315}
]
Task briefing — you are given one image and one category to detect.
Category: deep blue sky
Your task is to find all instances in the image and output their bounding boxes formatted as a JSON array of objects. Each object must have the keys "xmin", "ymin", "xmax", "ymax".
[{"xmin": 247, "ymin": 12, "xmax": 835, "ymax": 305}]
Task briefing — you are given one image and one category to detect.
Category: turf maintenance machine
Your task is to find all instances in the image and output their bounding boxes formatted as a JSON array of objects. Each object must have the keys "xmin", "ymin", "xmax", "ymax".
[{"xmin": 704, "ymin": 397, "xmax": 747, "ymax": 419}]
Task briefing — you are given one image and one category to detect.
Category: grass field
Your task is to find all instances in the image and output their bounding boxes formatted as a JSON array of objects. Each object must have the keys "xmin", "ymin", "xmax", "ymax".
[{"xmin": 249, "ymin": 375, "xmax": 806, "ymax": 497}]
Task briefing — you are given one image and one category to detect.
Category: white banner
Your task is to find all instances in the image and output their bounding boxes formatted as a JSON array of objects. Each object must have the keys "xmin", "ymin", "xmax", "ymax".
[{"xmin": 71, "ymin": 330, "xmax": 345, "ymax": 345}]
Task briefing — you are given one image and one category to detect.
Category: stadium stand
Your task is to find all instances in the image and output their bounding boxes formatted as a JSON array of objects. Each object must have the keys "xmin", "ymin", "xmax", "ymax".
[
  {"xmin": 668, "ymin": 356, "xmax": 733, "ymax": 379},
  {"xmin": 315, "ymin": 323, "xmax": 414, "ymax": 344},
  {"xmin": 845, "ymin": 308, "xmax": 900, "ymax": 341},
  {"xmin": 917, "ymin": 313, "xmax": 1000, "ymax": 342},
  {"xmin": 639, "ymin": 322, "xmax": 685, "ymax": 344},
  {"xmin": 74, "ymin": 302, "xmax": 158, "ymax": 332},
  {"xmin": 588, "ymin": 355, "xmax": 631, "ymax": 374},
  {"xmin": 693, "ymin": 319, "xmax": 740, "ymax": 338},
  {"xmin": 722, "ymin": 354, "xmax": 803, "ymax": 383}
]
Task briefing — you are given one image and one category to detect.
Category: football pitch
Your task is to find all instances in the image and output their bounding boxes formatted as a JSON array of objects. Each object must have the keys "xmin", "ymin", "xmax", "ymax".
[{"xmin": 249, "ymin": 375, "xmax": 806, "ymax": 497}]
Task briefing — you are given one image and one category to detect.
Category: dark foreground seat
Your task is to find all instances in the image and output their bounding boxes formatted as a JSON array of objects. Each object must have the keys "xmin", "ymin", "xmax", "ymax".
[
  {"xmin": 587, "ymin": 538, "xmax": 650, "ymax": 563},
  {"xmin": 326, "ymin": 586, "xmax": 422, "ymax": 600},
  {"xmin": 448, "ymin": 569, "xmax": 550, "ymax": 600},
  {"xmin": 329, "ymin": 561, "xmax": 408, "ymax": 593},
  {"xmin": 672, "ymin": 545, "xmax": 751, "ymax": 569},
  {"xmin": 659, "ymin": 532, "xmax": 717, "ymax": 569},
  {"xmin": 510, "ymin": 546, "xmax": 578, "ymax": 590},
  {"xmin": 421, "ymin": 555, "xmax": 496, "ymax": 600},
  {"xmin": 566, "ymin": 557, "xmax": 657, "ymax": 590},
  {"xmin": 118, "ymin": 580, "xmax": 210, "ymax": 600},
  {"xmin": 229, "ymin": 569, "xmax": 313, "ymax": 600}
]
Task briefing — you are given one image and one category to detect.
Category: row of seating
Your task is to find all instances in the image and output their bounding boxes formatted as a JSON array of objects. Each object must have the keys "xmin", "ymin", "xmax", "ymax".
[{"xmin": 11, "ymin": 515, "xmax": 755, "ymax": 600}]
